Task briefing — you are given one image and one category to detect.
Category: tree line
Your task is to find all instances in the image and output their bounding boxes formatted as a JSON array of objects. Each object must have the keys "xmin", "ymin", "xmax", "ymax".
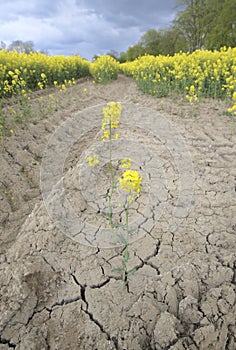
[
  {"xmin": 0, "ymin": 40, "xmax": 48, "ymax": 55},
  {"xmin": 109, "ymin": 0, "xmax": 236, "ymax": 62}
]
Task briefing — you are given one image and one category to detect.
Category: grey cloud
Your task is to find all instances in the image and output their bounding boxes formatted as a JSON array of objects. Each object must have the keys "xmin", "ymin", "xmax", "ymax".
[
  {"xmin": 78, "ymin": 0, "xmax": 177, "ymax": 28},
  {"xmin": 0, "ymin": 0, "xmax": 178, "ymax": 60},
  {"xmin": 0, "ymin": 0, "xmax": 60, "ymax": 20}
]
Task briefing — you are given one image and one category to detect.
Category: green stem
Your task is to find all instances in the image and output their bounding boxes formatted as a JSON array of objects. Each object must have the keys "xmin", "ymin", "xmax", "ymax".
[
  {"xmin": 125, "ymin": 201, "xmax": 129, "ymax": 238},
  {"xmin": 108, "ymin": 120, "xmax": 115, "ymax": 228},
  {"xmin": 122, "ymin": 196, "xmax": 130, "ymax": 285}
]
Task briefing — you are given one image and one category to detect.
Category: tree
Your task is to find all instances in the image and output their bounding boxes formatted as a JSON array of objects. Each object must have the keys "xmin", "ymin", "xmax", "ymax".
[
  {"xmin": 140, "ymin": 29, "xmax": 162, "ymax": 56},
  {"xmin": 174, "ymin": 0, "xmax": 236, "ymax": 51},
  {"xmin": 174, "ymin": 0, "xmax": 209, "ymax": 51},
  {"xmin": 118, "ymin": 51, "xmax": 128, "ymax": 63},
  {"xmin": 106, "ymin": 50, "xmax": 119, "ymax": 60},
  {"xmin": 39, "ymin": 49, "xmax": 49, "ymax": 55},
  {"xmin": 118, "ymin": 26, "xmax": 189, "ymax": 62},
  {"xmin": 7, "ymin": 40, "xmax": 34, "ymax": 53},
  {"xmin": 0, "ymin": 41, "xmax": 6, "ymax": 50},
  {"xmin": 205, "ymin": 0, "xmax": 236, "ymax": 49},
  {"xmin": 158, "ymin": 28, "xmax": 188, "ymax": 55},
  {"xmin": 125, "ymin": 44, "xmax": 145, "ymax": 61},
  {"xmin": 23, "ymin": 41, "xmax": 35, "ymax": 54}
]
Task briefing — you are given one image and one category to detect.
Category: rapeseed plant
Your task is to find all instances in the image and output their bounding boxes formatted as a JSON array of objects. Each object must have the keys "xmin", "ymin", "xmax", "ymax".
[
  {"xmin": 0, "ymin": 50, "xmax": 90, "ymax": 98},
  {"xmin": 185, "ymin": 85, "xmax": 199, "ymax": 117},
  {"xmin": 87, "ymin": 102, "xmax": 142, "ymax": 288},
  {"xmin": 228, "ymin": 91, "xmax": 236, "ymax": 117},
  {"xmin": 90, "ymin": 56, "xmax": 119, "ymax": 83},
  {"xmin": 120, "ymin": 47, "xmax": 236, "ymax": 100}
]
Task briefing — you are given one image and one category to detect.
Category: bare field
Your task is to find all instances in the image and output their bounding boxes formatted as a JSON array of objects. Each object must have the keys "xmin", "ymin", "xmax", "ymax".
[{"xmin": 0, "ymin": 75, "xmax": 235, "ymax": 349}]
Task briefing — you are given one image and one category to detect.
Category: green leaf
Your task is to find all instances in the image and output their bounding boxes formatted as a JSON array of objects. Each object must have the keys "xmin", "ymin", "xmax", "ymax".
[
  {"xmin": 114, "ymin": 223, "xmax": 125, "ymax": 229},
  {"xmin": 123, "ymin": 249, "xmax": 129, "ymax": 263},
  {"xmin": 127, "ymin": 228, "xmax": 137, "ymax": 235},
  {"xmin": 120, "ymin": 281, "xmax": 126, "ymax": 289},
  {"xmin": 117, "ymin": 234, "xmax": 127, "ymax": 245},
  {"xmin": 127, "ymin": 268, "xmax": 136, "ymax": 276},
  {"xmin": 111, "ymin": 267, "xmax": 122, "ymax": 273}
]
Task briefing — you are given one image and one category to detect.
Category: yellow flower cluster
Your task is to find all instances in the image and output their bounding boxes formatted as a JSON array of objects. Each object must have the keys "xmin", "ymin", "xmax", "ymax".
[
  {"xmin": 0, "ymin": 50, "xmax": 90, "ymax": 98},
  {"xmin": 185, "ymin": 85, "xmax": 198, "ymax": 104},
  {"xmin": 120, "ymin": 47, "xmax": 236, "ymax": 100},
  {"xmin": 121, "ymin": 158, "xmax": 132, "ymax": 169},
  {"xmin": 228, "ymin": 91, "xmax": 236, "ymax": 116},
  {"xmin": 119, "ymin": 170, "xmax": 142, "ymax": 196},
  {"xmin": 87, "ymin": 154, "xmax": 99, "ymax": 167},
  {"xmin": 101, "ymin": 102, "xmax": 122, "ymax": 141},
  {"xmin": 1, "ymin": 47, "xmax": 234, "ymax": 105},
  {"xmin": 89, "ymin": 55, "xmax": 119, "ymax": 83},
  {"xmin": 3, "ymin": 68, "xmax": 27, "ymax": 96}
]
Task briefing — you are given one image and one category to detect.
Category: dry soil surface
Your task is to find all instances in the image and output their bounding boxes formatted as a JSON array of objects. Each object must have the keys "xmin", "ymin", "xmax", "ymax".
[{"xmin": 0, "ymin": 75, "xmax": 236, "ymax": 350}]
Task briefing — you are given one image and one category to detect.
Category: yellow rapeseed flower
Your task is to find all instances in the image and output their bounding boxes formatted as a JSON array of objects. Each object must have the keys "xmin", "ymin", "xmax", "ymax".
[
  {"xmin": 101, "ymin": 102, "xmax": 122, "ymax": 141},
  {"xmin": 60, "ymin": 84, "xmax": 67, "ymax": 92},
  {"xmin": 87, "ymin": 154, "xmax": 99, "ymax": 167},
  {"xmin": 127, "ymin": 195, "xmax": 134, "ymax": 203},
  {"xmin": 102, "ymin": 101, "xmax": 122, "ymax": 130},
  {"xmin": 121, "ymin": 158, "xmax": 132, "ymax": 169},
  {"xmin": 186, "ymin": 85, "xmax": 198, "ymax": 104},
  {"xmin": 228, "ymin": 91, "xmax": 236, "ymax": 115},
  {"xmin": 41, "ymin": 73, "xmax": 47, "ymax": 80},
  {"xmin": 101, "ymin": 130, "xmax": 110, "ymax": 141},
  {"xmin": 119, "ymin": 170, "xmax": 142, "ymax": 195}
]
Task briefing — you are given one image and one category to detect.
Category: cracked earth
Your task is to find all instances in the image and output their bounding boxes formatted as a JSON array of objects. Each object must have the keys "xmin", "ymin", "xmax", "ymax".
[{"xmin": 0, "ymin": 75, "xmax": 236, "ymax": 349}]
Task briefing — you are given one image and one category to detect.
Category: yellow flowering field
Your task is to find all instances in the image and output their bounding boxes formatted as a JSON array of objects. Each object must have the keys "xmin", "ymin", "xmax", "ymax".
[
  {"xmin": 89, "ymin": 55, "xmax": 119, "ymax": 83},
  {"xmin": 0, "ymin": 50, "xmax": 90, "ymax": 98},
  {"xmin": 1, "ymin": 48, "xmax": 235, "ymax": 102},
  {"xmin": 0, "ymin": 48, "xmax": 235, "ymax": 136},
  {"xmin": 120, "ymin": 47, "xmax": 236, "ymax": 103},
  {"xmin": 0, "ymin": 52, "xmax": 123, "ymax": 135}
]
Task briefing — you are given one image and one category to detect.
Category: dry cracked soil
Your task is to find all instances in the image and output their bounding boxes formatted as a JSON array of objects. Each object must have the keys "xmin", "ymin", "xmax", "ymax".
[{"xmin": 0, "ymin": 75, "xmax": 236, "ymax": 350}]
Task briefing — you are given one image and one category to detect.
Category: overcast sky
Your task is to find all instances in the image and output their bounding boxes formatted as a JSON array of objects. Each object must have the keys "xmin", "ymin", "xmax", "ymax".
[{"xmin": 0, "ymin": 0, "xmax": 179, "ymax": 60}]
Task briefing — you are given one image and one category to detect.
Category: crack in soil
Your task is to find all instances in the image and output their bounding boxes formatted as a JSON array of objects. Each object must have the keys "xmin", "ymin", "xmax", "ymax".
[
  {"xmin": 0, "ymin": 337, "xmax": 16, "ymax": 348},
  {"xmin": 71, "ymin": 274, "xmax": 119, "ymax": 349}
]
